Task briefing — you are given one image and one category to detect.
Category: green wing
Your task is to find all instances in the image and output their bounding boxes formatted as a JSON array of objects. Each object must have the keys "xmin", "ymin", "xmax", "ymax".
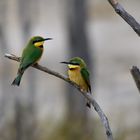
[
  {"xmin": 81, "ymin": 67, "xmax": 91, "ymax": 92},
  {"xmin": 19, "ymin": 46, "xmax": 42, "ymax": 71}
]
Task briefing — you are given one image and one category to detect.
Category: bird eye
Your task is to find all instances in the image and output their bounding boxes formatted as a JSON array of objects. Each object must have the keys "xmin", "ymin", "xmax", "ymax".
[
  {"xmin": 74, "ymin": 63, "xmax": 80, "ymax": 65},
  {"xmin": 33, "ymin": 41, "xmax": 36, "ymax": 44},
  {"xmin": 70, "ymin": 62, "xmax": 79, "ymax": 65},
  {"xmin": 33, "ymin": 40, "xmax": 40, "ymax": 44}
]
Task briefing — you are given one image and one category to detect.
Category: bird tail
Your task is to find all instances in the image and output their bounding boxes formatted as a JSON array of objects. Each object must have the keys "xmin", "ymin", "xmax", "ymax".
[
  {"xmin": 11, "ymin": 73, "xmax": 23, "ymax": 86},
  {"xmin": 86, "ymin": 91, "xmax": 92, "ymax": 108},
  {"xmin": 86, "ymin": 102, "xmax": 91, "ymax": 108}
]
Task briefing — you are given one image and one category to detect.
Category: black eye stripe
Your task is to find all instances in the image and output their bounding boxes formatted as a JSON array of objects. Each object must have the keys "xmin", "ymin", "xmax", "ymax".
[
  {"xmin": 33, "ymin": 39, "xmax": 44, "ymax": 44},
  {"xmin": 69, "ymin": 62, "xmax": 79, "ymax": 65}
]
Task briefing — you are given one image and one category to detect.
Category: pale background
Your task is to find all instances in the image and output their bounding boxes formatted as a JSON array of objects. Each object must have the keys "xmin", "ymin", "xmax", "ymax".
[{"xmin": 0, "ymin": 0, "xmax": 140, "ymax": 140}]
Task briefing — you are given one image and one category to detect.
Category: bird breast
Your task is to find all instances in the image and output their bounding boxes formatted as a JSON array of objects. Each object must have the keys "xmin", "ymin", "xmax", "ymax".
[{"xmin": 68, "ymin": 68, "xmax": 88, "ymax": 91}]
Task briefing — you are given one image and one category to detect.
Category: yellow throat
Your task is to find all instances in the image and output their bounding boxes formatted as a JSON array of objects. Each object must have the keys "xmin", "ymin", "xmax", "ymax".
[
  {"xmin": 34, "ymin": 41, "xmax": 44, "ymax": 48},
  {"xmin": 68, "ymin": 65, "xmax": 88, "ymax": 91},
  {"xmin": 68, "ymin": 64, "xmax": 79, "ymax": 69}
]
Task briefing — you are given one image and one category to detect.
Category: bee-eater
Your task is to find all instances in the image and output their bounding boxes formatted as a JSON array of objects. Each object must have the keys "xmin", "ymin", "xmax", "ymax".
[
  {"xmin": 61, "ymin": 57, "xmax": 91, "ymax": 108},
  {"xmin": 12, "ymin": 36, "xmax": 52, "ymax": 86}
]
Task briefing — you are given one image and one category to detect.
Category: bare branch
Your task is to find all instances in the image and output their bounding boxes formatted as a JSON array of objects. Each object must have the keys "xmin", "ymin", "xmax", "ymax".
[
  {"xmin": 107, "ymin": 1, "xmax": 140, "ymax": 93},
  {"xmin": 108, "ymin": 0, "xmax": 140, "ymax": 36},
  {"xmin": 131, "ymin": 66, "xmax": 140, "ymax": 93},
  {"xmin": 5, "ymin": 53, "xmax": 113, "ymax": 140}
]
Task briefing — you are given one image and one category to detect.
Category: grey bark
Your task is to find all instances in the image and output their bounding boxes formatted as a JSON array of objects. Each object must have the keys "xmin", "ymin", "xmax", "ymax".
[{"xmin": 108, "ymin": 0, "xmax": 140, "ymax": 36}]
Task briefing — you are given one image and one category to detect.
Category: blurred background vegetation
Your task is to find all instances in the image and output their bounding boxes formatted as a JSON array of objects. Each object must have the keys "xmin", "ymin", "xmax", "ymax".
[{"xmin": 0, "ymin": 0, "xmax": 140, "ymax": 140}]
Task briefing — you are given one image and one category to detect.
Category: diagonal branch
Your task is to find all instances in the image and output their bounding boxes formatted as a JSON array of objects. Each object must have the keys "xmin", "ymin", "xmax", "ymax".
[
  {"xmin": 5, "ymin": 53, "xmax": 113, "ymax": 140},
  {"xmin": 108, "ymin": 0, "xmax": 140, "ymax": 93},
  {"xmin": 108, "ymin": 0, "xmax": 140, "ymax": 36},
  {"xmin": 131, "ymin": 66, "xmax": 140, "ymax": 93}
]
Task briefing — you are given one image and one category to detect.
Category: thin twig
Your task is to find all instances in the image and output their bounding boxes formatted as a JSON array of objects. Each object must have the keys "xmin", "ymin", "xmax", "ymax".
[
  {"xmin": 108, "ymin": 0, "xmax": 140, "ymax": 36},
  {"xmin": 131, "ymin": 66, "xmax": 140, "ymax": 93},
  {"xmin": 5, "ymin": 53, "xmax": 113, "ymax": 140}
]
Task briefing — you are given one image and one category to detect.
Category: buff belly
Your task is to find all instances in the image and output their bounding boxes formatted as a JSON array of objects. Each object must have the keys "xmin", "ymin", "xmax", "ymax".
[{"xmin": 68, "ymin": 69, "xmax": 88, "ymax": 91}]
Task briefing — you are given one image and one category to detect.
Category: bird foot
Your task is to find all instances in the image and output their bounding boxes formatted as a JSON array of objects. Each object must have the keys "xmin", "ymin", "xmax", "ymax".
[
  {"xmin": 34, "ymin": 63, "xmax": 39, "ymax": 66},
  {"xmin": 80, "ymin": 88, "xmax": 84, "ymax": 92}
]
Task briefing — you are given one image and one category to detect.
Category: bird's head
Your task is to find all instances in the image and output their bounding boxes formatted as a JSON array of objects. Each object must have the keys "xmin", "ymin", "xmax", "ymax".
[
  {"xmin": 61, "ymin": 57, "xmax": 87, "ymax": 69},
  {"xmin": 29, "ymin": 36, "xmax": 52, "ymax": 48}
]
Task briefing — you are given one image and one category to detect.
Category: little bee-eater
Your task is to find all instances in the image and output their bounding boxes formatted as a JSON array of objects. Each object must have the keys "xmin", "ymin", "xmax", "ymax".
[
  {"xmin": 61, "ymin": 57, "xmax": 91, "ymax": 108},
  {"xmin": 12, "ymin": 36, "xmax": 52, "ymax": 86}
]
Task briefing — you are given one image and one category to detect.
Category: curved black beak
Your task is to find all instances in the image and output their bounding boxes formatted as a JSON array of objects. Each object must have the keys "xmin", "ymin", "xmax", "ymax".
[
  {"xmin": 60, "ymin": 61, "xmax": 70, "ymax": 64},
  {"xmin": 44, "ymin": 38, "xmax": 53, "ymax": 41}
]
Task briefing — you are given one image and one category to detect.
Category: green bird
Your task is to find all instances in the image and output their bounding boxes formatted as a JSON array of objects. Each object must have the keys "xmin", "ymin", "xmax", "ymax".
[
  {"xmin": 12, "ymin": 36, "xmax": 52, "ymax": 86},
  {"xmin": 61, "ymin": 57, "xmax": 91, "ymax": 108}
]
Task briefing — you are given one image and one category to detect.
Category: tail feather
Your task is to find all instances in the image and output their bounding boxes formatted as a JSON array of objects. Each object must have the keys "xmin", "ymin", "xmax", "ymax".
[
  {"xmin": 11, "ymin": 73, "xmax": 23, "ymax": 86},
  {"xmin": 86, "ymin": 91, "xmax": 91, "ymax": 108},
  {"xmin": 86, "ymin": 102, "xmax": 91, "ymax": 108}
]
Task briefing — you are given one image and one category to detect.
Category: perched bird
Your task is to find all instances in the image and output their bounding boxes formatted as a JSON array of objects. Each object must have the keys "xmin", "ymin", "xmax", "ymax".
[
  {"xmin": 61, "ymin": 57, "xmax": 91, "ymax": 108},
  {"xmin": 12, "ymin": 36, "xmax": 52, "ymax": 86}
]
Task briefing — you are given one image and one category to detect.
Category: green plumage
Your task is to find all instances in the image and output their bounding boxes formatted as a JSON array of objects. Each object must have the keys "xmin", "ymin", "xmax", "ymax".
[
  {"xmin": 12, "ymin": 36, "xmax": 52, "ymax": 86},
  {"xmin": 80, "ymin": 67, "xmax": 91, "ymax": 92},
  {"xmin": 20, "ymin": 38, "xmax": 43, "ymax": 70}
]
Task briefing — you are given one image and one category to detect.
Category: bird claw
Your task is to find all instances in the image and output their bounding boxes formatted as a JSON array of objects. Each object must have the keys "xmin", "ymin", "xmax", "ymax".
[
  {"xmin": 80, "ymin": 88, "xmax": 84, "ymax": 92},
  {"xmin": 34, "ymin": 63, "xmax": 39, "ymax": 66}
]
